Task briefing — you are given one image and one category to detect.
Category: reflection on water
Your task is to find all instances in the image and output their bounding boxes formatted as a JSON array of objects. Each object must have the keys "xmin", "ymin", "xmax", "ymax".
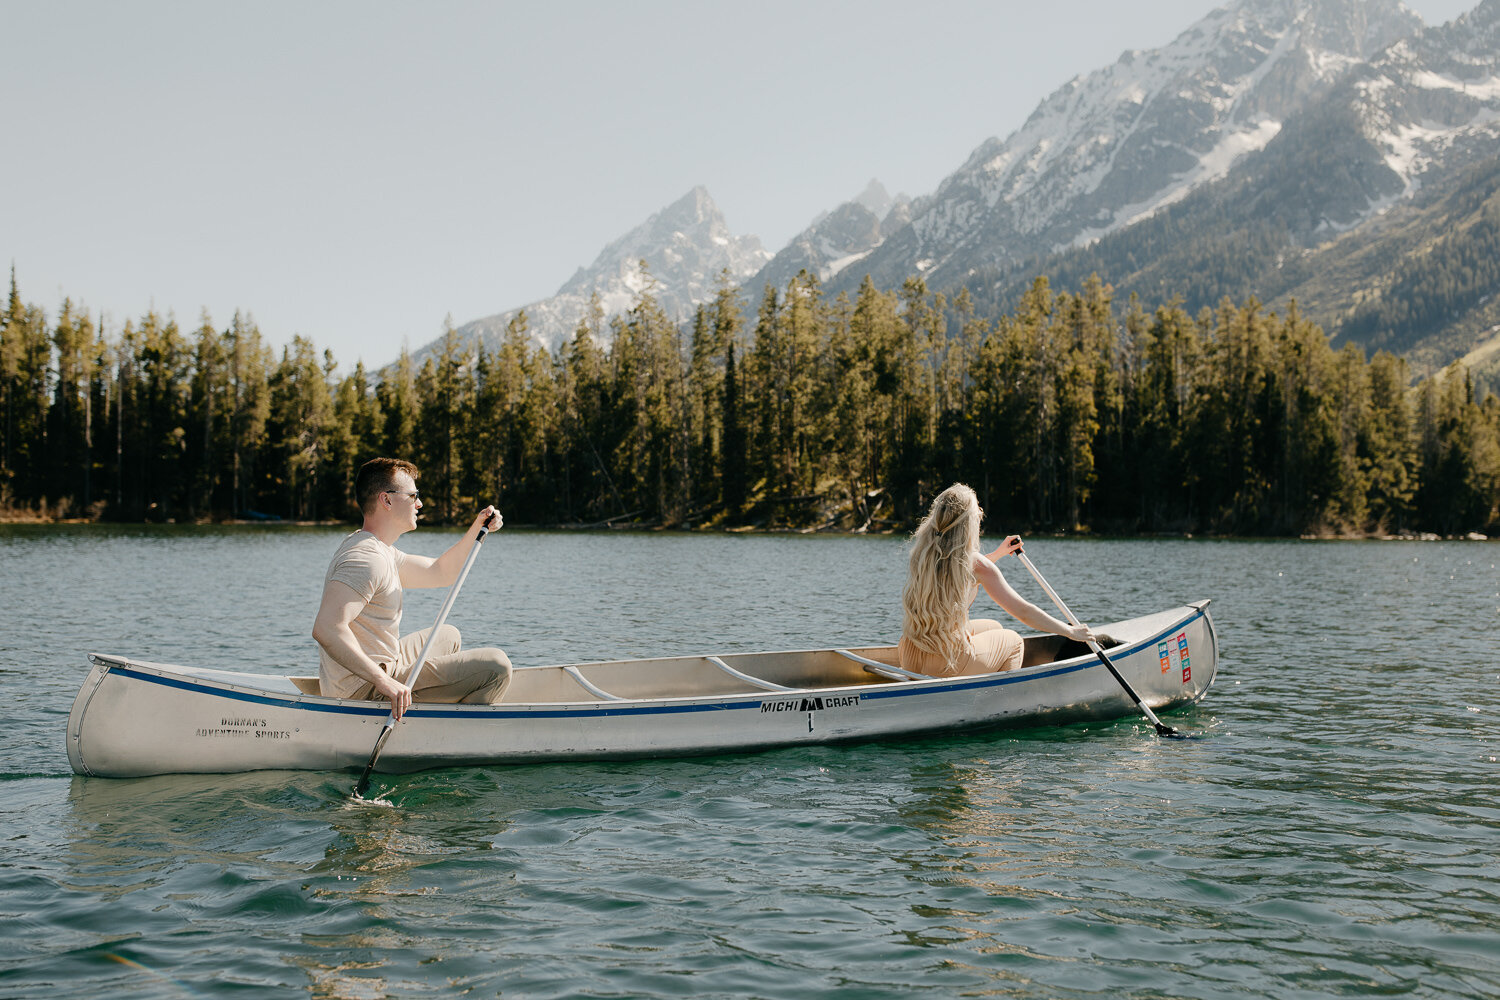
[{"xmin": 3, "ymin": 530, "xmax": 1498, "ymax": 997}]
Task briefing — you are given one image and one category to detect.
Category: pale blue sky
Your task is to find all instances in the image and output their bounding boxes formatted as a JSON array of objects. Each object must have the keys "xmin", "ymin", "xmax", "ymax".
[{"xmin": 1, "ymin": 0, "xmax": 1477, "ymax": 368}]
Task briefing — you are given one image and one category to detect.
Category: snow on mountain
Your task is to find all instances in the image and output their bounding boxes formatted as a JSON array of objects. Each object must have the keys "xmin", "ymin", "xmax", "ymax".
[
  {"xmin": 1346, "ymin": 0, "xmax": 1500, "ymax": 214},
  {"xmin": 832, "ymin": 0, "xmax": 1423, "ymax": 295},
  {"xmin": 434, "ymin": 187, "xmax": 768, "ymax": 358}
]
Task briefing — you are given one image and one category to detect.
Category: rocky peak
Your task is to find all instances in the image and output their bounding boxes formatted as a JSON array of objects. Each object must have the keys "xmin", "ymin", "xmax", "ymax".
[
  {"xmin": 422, "ymin": 187, "xmax": 768, "ymax": 360},
  {"xmin": 745, "ymin": 180, "xmax": 916, "ymax": 295},
  {"xmin": 851, "ymin": 179, "xmax": 896, "ymax": 218}
]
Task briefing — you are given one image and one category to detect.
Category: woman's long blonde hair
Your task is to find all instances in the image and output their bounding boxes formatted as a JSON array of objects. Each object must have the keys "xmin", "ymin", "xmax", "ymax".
[{"xmin": 902, "ymin": 484, "xmax": 982, "ymax": 668}]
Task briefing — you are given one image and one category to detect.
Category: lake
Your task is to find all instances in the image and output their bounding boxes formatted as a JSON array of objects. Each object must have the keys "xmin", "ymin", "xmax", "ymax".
[{"xmin": 1, "ymin": 525, "xmax": 1496, "ymax": 998}]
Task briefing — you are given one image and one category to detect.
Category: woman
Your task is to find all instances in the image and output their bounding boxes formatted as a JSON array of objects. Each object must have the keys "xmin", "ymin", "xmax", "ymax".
[{"xmin": 899, "ymin": 483, "xmax": 1094, "ymax": 677}]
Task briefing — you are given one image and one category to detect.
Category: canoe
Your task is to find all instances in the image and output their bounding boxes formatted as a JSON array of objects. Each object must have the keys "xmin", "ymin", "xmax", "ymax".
[{"xmin": 66, "ymin": 602, "xmax": 1217, "ymax": 778}]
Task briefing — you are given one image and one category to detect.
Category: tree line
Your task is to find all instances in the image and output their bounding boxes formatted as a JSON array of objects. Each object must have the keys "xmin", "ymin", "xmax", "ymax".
[{"xmin": 2, "ymin": 265, "xmax": 1497, "ymax": 535}]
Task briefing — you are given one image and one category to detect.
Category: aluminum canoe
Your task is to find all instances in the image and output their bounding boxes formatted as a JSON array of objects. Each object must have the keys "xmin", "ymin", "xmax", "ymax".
[{"xmin": 66, "ymin": 602, "xmax": 1217, "ymax": 778}]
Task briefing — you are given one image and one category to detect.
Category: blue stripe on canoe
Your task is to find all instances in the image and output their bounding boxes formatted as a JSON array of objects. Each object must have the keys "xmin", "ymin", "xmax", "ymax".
[{"xmin": 103, "ymin": 608, "xmax": 1205, "ymax": 721}]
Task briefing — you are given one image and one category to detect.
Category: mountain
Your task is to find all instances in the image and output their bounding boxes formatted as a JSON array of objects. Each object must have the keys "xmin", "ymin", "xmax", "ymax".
[
  {"xmin": 961, "ymin": 0, "xmax": 1500, "ymax": 379},
  {"xmin": 422, "ymin": 0, "xmax": 1500, "ymax": 382},
  {"xmin": 435, "ymin": 187, "xmax": 768, "ymax": 357},
  {"xmin": 825, "ymin": 0, "xmax": 1424, "ymax": 299},
  {"xmin": 746, "ymin": 180, "xmax": 913, "ymax": 295}
]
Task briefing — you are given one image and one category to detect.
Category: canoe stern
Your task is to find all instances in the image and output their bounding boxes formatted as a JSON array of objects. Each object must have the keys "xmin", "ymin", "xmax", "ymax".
[{"xmin": 67, "ymin": 654, "xmax": 380, "ymax": 778}]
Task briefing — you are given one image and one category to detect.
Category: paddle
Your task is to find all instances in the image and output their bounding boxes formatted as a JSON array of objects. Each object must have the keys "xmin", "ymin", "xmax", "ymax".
[
  {"xmin": 354, "ymin": 522, "xmax": 492, "ymax": 796},
  {"xmin": 1015, "ymin": 550, "xmax": 1188, "ymax": 739}
]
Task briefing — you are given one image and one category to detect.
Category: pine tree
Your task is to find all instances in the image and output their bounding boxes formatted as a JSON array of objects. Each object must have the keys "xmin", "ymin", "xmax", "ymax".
[
  {"xmin": 559, "ymin": 298, "xmax": 624, "ymax": 521},
  {"xmin": 510, "ymin": 335, "xmax": 561, "ymax": 518},
  {"xmin": 1270, "ymin": 301, "xmax": 1340, "ymax": 532},
  {"xmin": 892, "ymin": 277, "xmax": 939, "ymax": 519},
  {"xmin": 377, "ymin": 346, "xmax": 418, "ymax": 460},
  {"xmin": 48, "ymin": 300, "xmax": 94, "ymax": 513},
  {"xmin": 134, "ymin": 310, "xmax": 192, "ymax": 520},
  {"xmin": 613, "ymin": 263, "xmax": 688, "ymax": 522},
  {"xmin": 227, "ymin": 312, "xmax": 271, "ymax": 517},
  {"xmin": 843, "ymin": 277, "xmax": 903, "ymax": 524},
  {"xmin": 1328, "ymin": 342, "xmax": 1373, "ymax": 531},
  {"xmin": 1416, "ymin": 363, "xmax": 1500, "ymax": 533},
  {"xmin": 1363, "ymin": 351, "xmax": 1417, "ymax": 531},
  {"xmin": 268, "ymin": 335, "xmax": 335, "ymax": 520},
  {"xmin": 185, "ymin": 310, "xmax": 227, "ymax": 518},
  {"xmin": 721, "ymin": 341, "xmax": 746, "ymax": 518},
  {"xmin": 0, "ymin": 274, "xmax": 52, "ymax": 508},
  {"xmin": 415, "ymin": 319, "xmax": 470, "ymax": 520}
]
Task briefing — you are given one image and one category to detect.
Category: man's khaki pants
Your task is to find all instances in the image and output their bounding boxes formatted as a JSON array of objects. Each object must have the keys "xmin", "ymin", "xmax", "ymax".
[{"xmin": 354, "ymin": 625, "xmax": 511, "ymax": 704}]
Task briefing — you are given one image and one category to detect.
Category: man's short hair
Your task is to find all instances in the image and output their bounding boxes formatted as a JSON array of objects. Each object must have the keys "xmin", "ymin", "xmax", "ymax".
[{"xmin": 355, "ymin": 458, "xmax": 419, "ymax": 515}]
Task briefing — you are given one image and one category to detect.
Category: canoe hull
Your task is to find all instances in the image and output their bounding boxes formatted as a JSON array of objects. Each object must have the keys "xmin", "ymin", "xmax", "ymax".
[{"xmin": 67, "ymin": 603, "xmax": 1218, "ymax": 778}]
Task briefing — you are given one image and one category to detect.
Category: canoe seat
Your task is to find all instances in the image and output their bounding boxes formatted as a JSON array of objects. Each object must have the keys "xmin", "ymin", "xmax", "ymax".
[{"xmin": 291, "ymin": 676, "xmax": 321, "ymax": 695}]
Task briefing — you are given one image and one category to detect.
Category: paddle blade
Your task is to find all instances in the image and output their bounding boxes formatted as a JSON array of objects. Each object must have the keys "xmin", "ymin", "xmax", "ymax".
[{"xmin": 353, "ymin": 721, "xmax": 397, "ymax": 796}]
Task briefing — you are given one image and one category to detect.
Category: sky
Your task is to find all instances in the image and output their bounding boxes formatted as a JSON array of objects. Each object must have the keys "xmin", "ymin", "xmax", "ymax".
[{"xmin": 1, "ymin": 0, "xmax": 1479, "ymax": 369}]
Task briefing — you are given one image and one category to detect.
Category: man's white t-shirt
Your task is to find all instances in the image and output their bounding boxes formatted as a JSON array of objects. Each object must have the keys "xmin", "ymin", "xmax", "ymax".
[{"xmin": 318, "ymin": 530, "xmax": 410, "ymax": 698}]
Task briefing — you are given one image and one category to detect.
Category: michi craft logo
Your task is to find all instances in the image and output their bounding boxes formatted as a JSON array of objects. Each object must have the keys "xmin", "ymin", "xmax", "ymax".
[{"xmin": 760, "ymin": 694, "xmax": 859, "ymax": 713}]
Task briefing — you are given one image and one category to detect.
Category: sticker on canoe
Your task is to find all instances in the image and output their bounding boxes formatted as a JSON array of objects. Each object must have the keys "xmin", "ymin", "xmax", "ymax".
[
  {"xmin": 1159, "ymin": 633, "xmax": 1191, "ymax": 683},
  {"xmin": 760, "ymin": 694, "xmax": 860, "ymax": 714}
]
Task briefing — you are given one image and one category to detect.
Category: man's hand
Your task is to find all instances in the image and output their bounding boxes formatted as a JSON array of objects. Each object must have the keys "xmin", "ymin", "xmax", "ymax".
[
  {"xmin": 472, "ymin": 505, "xmax": 502, "ymax": 535},
  {"xmin": 372, "ymin": 669, "xmax": 413, "ymax": 720}
]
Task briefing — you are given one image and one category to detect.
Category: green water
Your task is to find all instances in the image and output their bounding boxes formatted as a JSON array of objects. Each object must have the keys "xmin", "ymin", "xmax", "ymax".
[{"xmin": 1, "ymin": 526, "xmax": 1496, "ymax": 998}]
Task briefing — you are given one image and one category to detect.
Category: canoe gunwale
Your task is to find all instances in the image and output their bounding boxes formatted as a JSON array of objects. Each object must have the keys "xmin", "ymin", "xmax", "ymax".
[{"xmin": 82, "ymin": 603, "xmax": 1213, "ymax": 716}]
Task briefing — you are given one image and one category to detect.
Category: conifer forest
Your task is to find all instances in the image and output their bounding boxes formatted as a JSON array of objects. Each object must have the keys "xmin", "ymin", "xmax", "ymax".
[{"xmin": 2, "ymin": 267, "xmax": 1497, "ymax": 536}]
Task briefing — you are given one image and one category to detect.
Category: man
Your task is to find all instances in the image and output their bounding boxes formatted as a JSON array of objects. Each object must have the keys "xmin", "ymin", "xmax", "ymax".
[{"xmin": 312, "ymin": 457, "xmax": 511, "ymax": 718}]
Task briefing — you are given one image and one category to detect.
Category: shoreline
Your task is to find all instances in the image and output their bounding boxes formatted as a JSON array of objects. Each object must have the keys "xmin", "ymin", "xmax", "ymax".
[{"xmin": 0, "ymin": 512, "xmax": 1487, "ymax": 542}]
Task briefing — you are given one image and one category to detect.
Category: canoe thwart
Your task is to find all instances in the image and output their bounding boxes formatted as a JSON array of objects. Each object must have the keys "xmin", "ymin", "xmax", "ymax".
[
  {"xmin": 564, "ymin": 665, "xmax": 626, "ymax": 701},
  {"xmin": 703, "ymin": 655, "xmax": 794, "ymax": 691},
  {"xmin": 834, "ymin": 648, "xmax": 930, "ymax": 682}
]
